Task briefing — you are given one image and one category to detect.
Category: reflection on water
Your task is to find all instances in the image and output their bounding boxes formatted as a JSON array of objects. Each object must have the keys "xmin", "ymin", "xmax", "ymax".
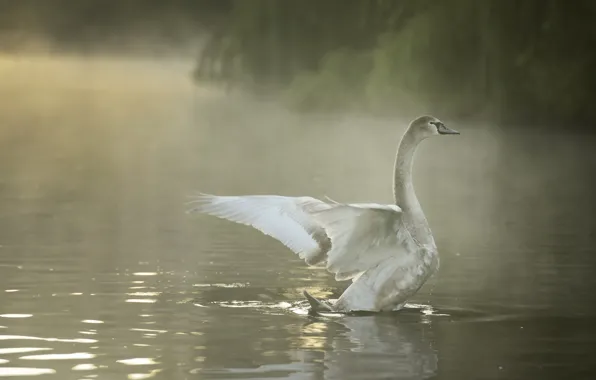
[
  {"xmin": 1, "ymin": 54, "xmax": 596, "ymax": 379},
  {"xmin": 320, "ymin": 314, "xmax": 437, "ymax": 380}
]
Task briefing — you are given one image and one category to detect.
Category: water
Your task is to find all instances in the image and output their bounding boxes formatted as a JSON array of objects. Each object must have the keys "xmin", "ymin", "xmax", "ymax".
[{"xmin": 1, "ymin": 55, "xmax": 595, "ymax": 379}]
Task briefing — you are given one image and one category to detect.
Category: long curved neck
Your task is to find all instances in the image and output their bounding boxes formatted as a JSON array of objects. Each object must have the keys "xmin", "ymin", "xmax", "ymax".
[
  {"xmin": 393, "ymin": 125, "xmax": 436, "ymax": 249},
  {"xmin": 393, "ymin": 129, "xmax": 422, "ymax": 213}
]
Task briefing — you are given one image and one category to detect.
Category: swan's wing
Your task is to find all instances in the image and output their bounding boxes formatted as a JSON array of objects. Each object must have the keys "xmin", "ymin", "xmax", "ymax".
[
  {"xmin": 189, "ymin": 194, "xmax": 409, "ymax": 281},
  {"xmin": 187, "ymin": 194, "xmax": 333, "ymax": 265},
  {"xmin": 310, "ymin": 202, "xmax": 408, "ymax": 280}
]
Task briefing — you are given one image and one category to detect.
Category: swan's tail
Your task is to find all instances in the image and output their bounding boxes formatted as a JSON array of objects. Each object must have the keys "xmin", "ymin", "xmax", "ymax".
[{"xmin": 302, "ymin": 290, "xmax": 334, "ymax": 314}]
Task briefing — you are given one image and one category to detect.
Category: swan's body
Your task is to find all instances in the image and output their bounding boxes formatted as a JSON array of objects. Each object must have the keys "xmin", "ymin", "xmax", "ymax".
[{"xmin": 188, "ymin": 115, "xmax": 459, "ymax": 313}]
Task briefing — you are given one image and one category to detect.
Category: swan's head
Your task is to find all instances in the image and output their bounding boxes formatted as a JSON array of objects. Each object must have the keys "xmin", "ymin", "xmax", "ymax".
[{"xmin": 409, "ymin": 115, "xmax": 459, "ymax": 140}]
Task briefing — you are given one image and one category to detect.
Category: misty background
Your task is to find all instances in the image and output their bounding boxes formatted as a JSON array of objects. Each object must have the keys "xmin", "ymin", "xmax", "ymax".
[
  {"xmin": 1, "ymin": 0, "xmax": 595, "ymax": 126},
  {"xmin": 1, "ymin": 1, "xmax": 596, "ymax": 379}
]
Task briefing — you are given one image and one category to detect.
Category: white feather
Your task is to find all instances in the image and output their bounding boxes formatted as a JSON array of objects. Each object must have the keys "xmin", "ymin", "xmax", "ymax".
[
  {"xmin": 188, "ymin": 194, "xmax": 333, "ymax": 264},
  {"xmin": 310, "ymin": 203, "xmax": 404, "ymax": 279},
  {"xmin": 189, "ymin": 194, "xmax": 406, "ymax": 282}
]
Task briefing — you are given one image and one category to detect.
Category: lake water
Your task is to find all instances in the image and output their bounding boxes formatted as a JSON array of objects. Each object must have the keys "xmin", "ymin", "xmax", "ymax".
[{"xmin": 1, "ymin": 55, "xmax": 595, "ymax": 380}]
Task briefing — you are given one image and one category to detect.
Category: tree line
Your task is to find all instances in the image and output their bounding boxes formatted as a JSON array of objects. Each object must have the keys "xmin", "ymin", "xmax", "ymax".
[{"xmin": 194, "ymin": 0, "xmax": 596, "ymax": 126}]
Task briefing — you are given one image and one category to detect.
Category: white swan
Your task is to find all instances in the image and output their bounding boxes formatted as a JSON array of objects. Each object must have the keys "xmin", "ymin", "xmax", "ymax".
[{"xmin": 188, "ymin": 115, "xmax": 459, "ymax": 313}]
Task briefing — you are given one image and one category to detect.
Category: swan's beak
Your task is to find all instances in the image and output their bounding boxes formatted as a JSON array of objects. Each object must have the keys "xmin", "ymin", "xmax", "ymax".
[{"xmin": 438, "ymin": 125, "xmax": 460, "ymax": 135}]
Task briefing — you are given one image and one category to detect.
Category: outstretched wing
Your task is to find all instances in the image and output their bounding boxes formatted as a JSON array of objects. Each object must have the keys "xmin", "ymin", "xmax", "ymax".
[
  {"xmin": 188, "ymin": 194, "xmax": 407, "ymax": 280},
  {"xmin": 187, "ymin": 194, "xmax": 333, "ymax": 265},
  {"xmin": 310, "ymin": 203, "xmax": 407, "ymax": 280}
]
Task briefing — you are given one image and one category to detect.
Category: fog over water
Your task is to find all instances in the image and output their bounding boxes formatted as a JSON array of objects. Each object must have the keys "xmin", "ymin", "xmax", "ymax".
[{"xmin": 0, "ymin": 53, "xmax": 595, "ymax": 379}]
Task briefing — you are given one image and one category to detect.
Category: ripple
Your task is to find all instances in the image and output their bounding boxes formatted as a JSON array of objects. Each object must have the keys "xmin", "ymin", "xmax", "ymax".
[
  {"xmin": 117, "ymin": 358, "xmax": 159, "ymax": 366},
  {"xmin": 217, "ymin": 300, "xmax": 294, "ymax": 309},
  {"xmin": 0, "ymin": 368, "xmax": 56, "ymax": 377},
  {"xmin": 0, "ymin": 314, "xmax": 32, "ymax": 319},
  {"xmin": 20, "ymin": 352, "xmax": 95, "ymax": 360},
  {"xmin": 128, "ymin": 369, "xmax": 162, "ymax": 379},
  {"xmin": 0, "ymin": 348, "xmax": 52, "ymax": 354},
  {"xmin": 193, "ymin": 282, "xmax": 249, "ymax": 288},
  {"xmin": 208, "ymin": 298, "xmax": 457, "ymax": 319},
  {"xmin": 0, "ymin": 359, "xmax": 8, "ymax": 364},
  {"xmin": 132, "ymin": 272, "xmax": 157, "ymax": 277},
  {"xmin": 0, "ymin": 335, "xmax": 97, "ymax": 343},
  {"xmin": 82, "ymin": 319, "xmax": 103, "ymax": 324},
  {"xmin": 126, "ymin": 299, "xmax": 157, "ymax": 304},
  {"xmin": 127, "ymin": 292, "xmax": 161, "ymax": 297},
  {"xmin": 198, "ymin": 362, "xmax": 309, "ymax": 376},
  {"xmin": 72, "ymin": 363, "xmax": 97, "ymax": 371},
  {"xmin": 130, "ymin": 328, "xmax": 167, "ymax": 334}
]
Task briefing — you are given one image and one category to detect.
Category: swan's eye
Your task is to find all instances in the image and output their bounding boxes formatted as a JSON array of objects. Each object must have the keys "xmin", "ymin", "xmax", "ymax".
[{"xmin": 430, "ymin": 121, "xmax": 443, "ymax": 130}]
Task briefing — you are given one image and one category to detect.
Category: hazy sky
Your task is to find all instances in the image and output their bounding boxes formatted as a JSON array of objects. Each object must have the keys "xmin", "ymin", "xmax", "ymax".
[{"xmin": 0, "ymin": 0, "xmax": 229, "ymax": 52}]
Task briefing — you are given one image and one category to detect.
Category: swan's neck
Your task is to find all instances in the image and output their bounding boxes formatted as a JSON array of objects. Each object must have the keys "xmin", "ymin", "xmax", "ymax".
[
  {"xmin": 393, "ymin": 126, "xmax": 436, "ymax": 249},
  {"xmin": 393, "ymin": 130, "xmax": 423, "ymax": 214}
]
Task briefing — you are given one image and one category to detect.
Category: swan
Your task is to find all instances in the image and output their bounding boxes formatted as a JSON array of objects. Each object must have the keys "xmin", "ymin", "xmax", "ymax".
[{"xmin": 188, "ymin": 115, "xmax": 459, "ymax": 313}]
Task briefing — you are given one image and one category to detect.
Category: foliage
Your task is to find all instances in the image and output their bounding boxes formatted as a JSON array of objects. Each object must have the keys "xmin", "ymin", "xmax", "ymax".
[
  {"xmin": 283, "ymin": 48, "xmax": 372, "ymax": 112},
  {"xmin": 194, "ymin": 0, "xmax": 596, "ymax": 125}
]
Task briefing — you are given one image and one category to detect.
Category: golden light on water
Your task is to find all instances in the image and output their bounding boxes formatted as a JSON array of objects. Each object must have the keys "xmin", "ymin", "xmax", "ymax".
[
  {"xmin": 0, "ymin": 314, "xmax": 32, "ymax": 318},
  {"xmin": 0, "ymin": 368, "xmax": 56, "ymax": 377},
  {"xmin": 20, "ymin": 352, "xmax": 95, "ymax": 360},
  {"xmin": 117, "ymin": 358, "xmax": 159, "ymax": 366}
]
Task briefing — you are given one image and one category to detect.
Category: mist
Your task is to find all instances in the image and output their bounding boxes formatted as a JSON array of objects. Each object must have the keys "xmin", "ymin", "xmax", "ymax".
[
  {"xmin": 1, "ymin": 3, "xmax": 595, "ymax": 379},
  {"xmin": 2, "ymin": 51, "xmax": 592, "ymax": 301}
]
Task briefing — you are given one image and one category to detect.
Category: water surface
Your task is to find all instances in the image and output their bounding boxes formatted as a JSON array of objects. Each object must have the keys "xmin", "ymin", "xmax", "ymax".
[{"xmin": 1, "ymin": 55, "xmax": 595, "ymax": 379}]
